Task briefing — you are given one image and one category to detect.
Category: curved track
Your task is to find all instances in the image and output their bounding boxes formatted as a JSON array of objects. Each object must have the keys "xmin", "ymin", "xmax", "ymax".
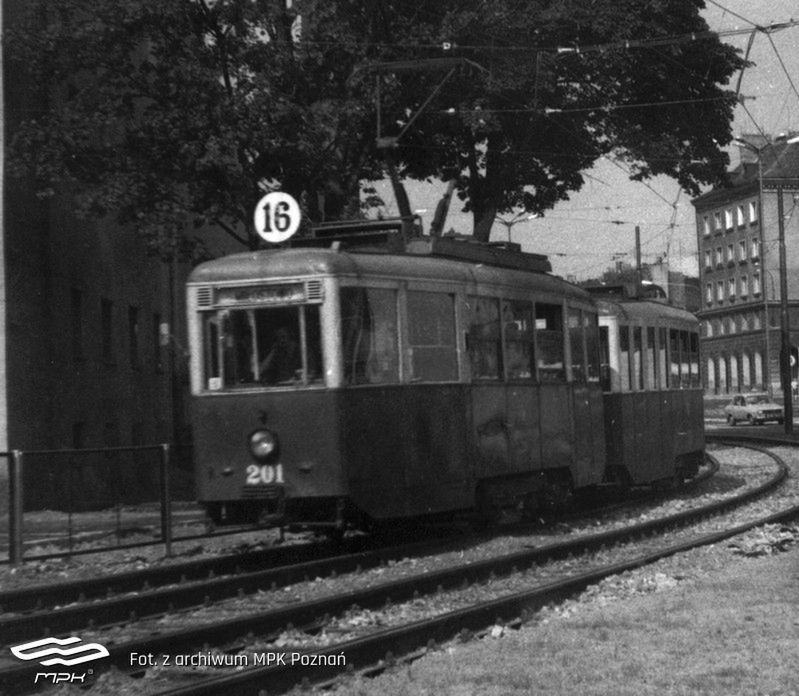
[{"xmin": 0, "ymin": 443, "xmax": 788, "ymax": 694}]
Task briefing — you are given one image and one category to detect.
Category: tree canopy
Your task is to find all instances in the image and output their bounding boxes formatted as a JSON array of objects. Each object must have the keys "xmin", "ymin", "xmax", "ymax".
[{"xmin": 6, "ymin": 0, "xmax": 745, "ymax": 250}]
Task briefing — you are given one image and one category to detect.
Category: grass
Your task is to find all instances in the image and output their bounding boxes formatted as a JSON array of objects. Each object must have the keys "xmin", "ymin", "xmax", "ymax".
[{"xmin": 329, "ymin": 542, "xmax": 799, "ymax": 696}]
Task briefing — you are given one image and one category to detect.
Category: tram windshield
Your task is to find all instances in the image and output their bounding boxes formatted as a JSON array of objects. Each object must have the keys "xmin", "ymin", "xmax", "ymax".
[{"xmin": 202, "ymin": 305, "xmax": 322, "ymax": 389}]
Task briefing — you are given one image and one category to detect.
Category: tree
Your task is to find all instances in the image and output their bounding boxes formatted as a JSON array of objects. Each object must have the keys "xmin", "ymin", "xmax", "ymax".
[
  {"xmin": 6, "ymin": 0, "xmax": 745, "ymax": 250},
  {"xmin": 6, "ymin": 0, "xmax": 391, "ymax": 251},
  {"xmin": 372, "ymin": 0, "xmax": 746, "ymax": 241}
]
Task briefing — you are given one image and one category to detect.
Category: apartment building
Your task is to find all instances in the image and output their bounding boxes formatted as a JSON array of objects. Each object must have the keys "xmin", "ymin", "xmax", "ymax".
[{"xmin": 692, "ymin": 135, "xmax": 799, "ymax": 396}]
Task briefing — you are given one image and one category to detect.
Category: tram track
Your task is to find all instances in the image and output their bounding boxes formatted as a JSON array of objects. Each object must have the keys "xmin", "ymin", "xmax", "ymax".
[
  {"xmin": 0, "ymin": 441, "xmax": 791, "ymax": 694},
  {"xmin": 0, "ymin": 459, "xmax": 719, "ymax": 643}
]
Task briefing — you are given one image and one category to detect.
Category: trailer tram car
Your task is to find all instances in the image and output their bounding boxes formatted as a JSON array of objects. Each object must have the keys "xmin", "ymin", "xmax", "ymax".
[
  {"xmin": 590, "ymin": 285, "xmax": 704, "ymax": 487},
  {"xmin": 187, "ymin": 221, "xmax": 704, "ymax": 531}
]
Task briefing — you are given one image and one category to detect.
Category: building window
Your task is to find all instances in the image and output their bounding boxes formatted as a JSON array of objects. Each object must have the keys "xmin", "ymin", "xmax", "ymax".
[
  {"xmin": 103, "ymin": 420, "xmax": 119, "ymax": 447},
  {"xmin": 714, "ymin": 211, "xmax": 722, "ymax": 231},
  {"xmin": 750, "ymin": 238, "xmax": 760, "ymax": 259},
  {"xmin": 752, "ymin": 271, "xmax": 761, "ymax": 295},
  {"xmin": 128, "ymin": 305, "xmax": 140, "ymax": 369},
  {"xmin": 728, "ymin": 277, "xmax": 736, "ymax": 298},
  {"xmin": 71, "ymin": 288, "xmax": 83, "ymax": 362},
  {"xmin": 101, "ymin": 297, "xmax": 114, "ymax": 363},
  {"xmin": 749, "ymin": 200, "xmax": 758, "ymax": 224},
  {"xmin": 705, "ymin": 321, "xmax": 713, "ymax": 338},
  {"xmin": 72, "ymin": 422, "xmax": 85, "ymax": 449},
  {"xmin": 705, "ymin": 283, "xmax": 713, "ymax": 305},
  {"xmin": 716, "ymin": 280, "xmax": 724, "ymax": 302},
  {"xmin": 724, "ymin": 209, "xmax": 734, "ymax": 230},
  {"xmin": 703, "ymin": 216, "xmax": 711, "ymax": 236},
  {"xmin": 153, "ymin": 313, "xmax": 164, "ymax": 373},
  {"xmin": 739, "ymin": 239, "xmax": 747, "ymax": 263},
  {"xmin": 715, "ymin": 247, "xmax": 723, "ymax": 267},
  {"xmin": 131, "ymin": 422, "xmax": 144, "ymax": 447},
  {"xmin": 740, "ymin": 275, "xmax": 748, "ymax": 297},
  {"xmin": 727, "ymin": 243, "xmax": 734, "ymax": 265},
  {"xmin": 704, "ymin": 249, "xmax": 712, "ymax": 269},
  {"xmin": 737, "ymin": 204, "xmax": 746, "ymax": 227}
]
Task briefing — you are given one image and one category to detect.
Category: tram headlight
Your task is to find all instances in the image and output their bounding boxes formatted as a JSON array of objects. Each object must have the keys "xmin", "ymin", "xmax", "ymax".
[{"xmin": 248, "ymin": 429, "xmax": 279, "ymax": 462}]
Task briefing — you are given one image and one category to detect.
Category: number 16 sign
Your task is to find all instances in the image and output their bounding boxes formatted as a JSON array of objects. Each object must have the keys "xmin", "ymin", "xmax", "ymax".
[{"xmin": 254, "ymin": 191, "xmax": 301, "ymax": 243}]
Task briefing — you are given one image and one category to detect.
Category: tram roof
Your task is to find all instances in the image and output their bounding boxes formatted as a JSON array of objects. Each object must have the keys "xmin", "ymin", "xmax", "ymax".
[
  {"xmin": 189, "ymin": 246, "xmax": 590, "ymax": 301},
  {"xmin": 596, "ymin": 297, "xmax": 699, "ymax": 329}
]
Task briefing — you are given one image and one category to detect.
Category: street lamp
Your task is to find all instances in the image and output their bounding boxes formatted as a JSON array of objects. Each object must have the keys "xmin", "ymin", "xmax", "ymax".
[
  {"xmin": 734, "ymin": 135, "xmax": 799, "ymax": 433},
  {"xmin": 494, "ymin": 212, "xmax": 540, "ymax": 244}
]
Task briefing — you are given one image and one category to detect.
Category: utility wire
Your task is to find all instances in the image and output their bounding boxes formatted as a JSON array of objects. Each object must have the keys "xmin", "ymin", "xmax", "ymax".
[
  {"xmin": 704, "ymin": 0, "xmax": 761, "ymax": 29},
  {"xmin": 765, "ymin": 32, "xmax": 799, "ymax": 106}
]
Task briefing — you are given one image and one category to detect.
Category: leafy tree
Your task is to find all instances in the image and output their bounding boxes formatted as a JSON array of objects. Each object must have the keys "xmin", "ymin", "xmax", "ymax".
[
  {"xmin": 6, "ymin": 0, "xmax": 745, "ymax": 250},
  {"xmin": 377, "ymin": 0, "xmax": 746, "ymax": 240},
  {"xmin": 7, "ymin": 0, "xmax": 391, "ymax": 251}
]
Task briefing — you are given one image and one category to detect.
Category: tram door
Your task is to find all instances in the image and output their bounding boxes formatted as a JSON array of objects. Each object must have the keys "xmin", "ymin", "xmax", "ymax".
[{"xmin": 467, "ymin": 297, "xmax": 511, "ymax": 472}]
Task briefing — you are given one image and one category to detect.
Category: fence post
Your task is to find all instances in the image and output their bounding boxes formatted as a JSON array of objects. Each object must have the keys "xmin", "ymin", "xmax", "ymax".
[
  {"xmin": 159, "ymin": 444, "xmax": 173, "ymax": 557},
  {"xmin": 9, "ymin": 450, "xmax": 23, "ymax": 565}
]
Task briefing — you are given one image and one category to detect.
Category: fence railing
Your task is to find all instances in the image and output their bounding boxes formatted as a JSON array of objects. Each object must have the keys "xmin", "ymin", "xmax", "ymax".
[{"xmin": 0, "ymin": 443, "xmax": 200, "ymax": 565}]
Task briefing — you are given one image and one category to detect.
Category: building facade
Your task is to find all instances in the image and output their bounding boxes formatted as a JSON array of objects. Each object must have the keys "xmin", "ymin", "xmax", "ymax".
[
  {"xmin": 2, "ymin": 0, "xmax": 192, "ymax": 452},
  {"xmin": 692, "ymin": 136, "xmax": 799, "ymax": 397}
]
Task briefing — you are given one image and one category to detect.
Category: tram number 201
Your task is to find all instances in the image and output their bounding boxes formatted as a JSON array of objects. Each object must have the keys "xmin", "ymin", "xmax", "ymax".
[{"xmin": 246, "ymin": 464, "xmax": 285, "ymax": 485}]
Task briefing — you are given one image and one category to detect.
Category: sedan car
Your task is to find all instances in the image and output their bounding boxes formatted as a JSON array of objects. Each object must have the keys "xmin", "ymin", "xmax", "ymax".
[{"xmin": 724, "ymin": 393, "xmax": 784, "ymax": 425}]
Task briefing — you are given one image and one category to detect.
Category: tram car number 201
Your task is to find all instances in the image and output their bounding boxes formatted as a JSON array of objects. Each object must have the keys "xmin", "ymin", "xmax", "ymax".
[
  {"xmin": 246, "ymin": 464, "xmax": 285, "ymax": 486},
  {"xmin": 187, "ymin": 223, "xmax": 704, "ymax": 531}
]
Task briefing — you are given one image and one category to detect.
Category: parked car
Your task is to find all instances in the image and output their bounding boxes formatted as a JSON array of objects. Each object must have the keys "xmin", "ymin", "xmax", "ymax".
[{"xmin": 724, "ymin": 394, "xmax": 784, "ymax": 425}]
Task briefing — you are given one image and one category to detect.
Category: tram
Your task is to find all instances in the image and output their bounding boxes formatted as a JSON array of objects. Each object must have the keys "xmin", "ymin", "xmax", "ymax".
[{"xmin": 187, "ymin": 220, "xmax": 703, "ymax": 530}]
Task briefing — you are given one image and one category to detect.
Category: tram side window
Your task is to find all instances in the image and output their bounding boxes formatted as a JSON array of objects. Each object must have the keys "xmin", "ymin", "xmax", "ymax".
[
  {"xmin": 584, "ymin": 312, "xmax": 601, "ymax": 382},
  {"xmin": 598, "ymin": 325, "xmax": 611, "ymax": 391},
  {"xmin": 619, "ymin": 326, "xmax": 631, "ymax": 391},
  {"xmin": 468, "ymin": 296, "xmax": 502, "ymax": 379},
  {"xmin": 658, "ymin": 327, "xmax": 668, "ymax": 389},
  {"xmin": 679, "ymin": 330, "xmax": 691, "ymax": 388},
  {"xmin": 689, "ymin": 332, "xmax": 700, "ymax": 387},
  {"xmin": 502, "ymin": 300, "xmax": 534, "ymax": 380},
  {"xmin": 341, "ymin": 288, "xmax": 399, "ymax": 385},
  {"xmin": 646, "ymin": 327, "xmax": 657, "ymax": 389},
  {"xmin": 632, "ymin": 326, "xmax": 644, "ymax": 390},
  {"xmin": 535, "ymin": 303, "xmax": 565, "ymax": 382},
  {"xmin": 568, "ymin": 308, "xmax": 586, "ymax": 382},
  {"xmin": 204, "ymin": 316, "xmax": 221, "ymax": 385},
  {"xmin": 407, "ymin": 291, "xmax": 457, "ymax": 382},
  {"xmin": 669, "ymin": 329, "xmax": 681, "ymax": 388}
]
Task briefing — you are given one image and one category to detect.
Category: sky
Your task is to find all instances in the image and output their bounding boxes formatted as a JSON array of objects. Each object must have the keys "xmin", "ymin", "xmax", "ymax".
[{"xmin": 372, "ymin": 0, "xmax": 799, "ymax": 281}]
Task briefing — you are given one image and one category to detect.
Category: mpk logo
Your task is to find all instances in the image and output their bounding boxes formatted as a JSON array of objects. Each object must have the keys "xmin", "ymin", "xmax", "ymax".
[{"xmin": 10, "ymin": 636, "xmax": 109, "ymax": 666}]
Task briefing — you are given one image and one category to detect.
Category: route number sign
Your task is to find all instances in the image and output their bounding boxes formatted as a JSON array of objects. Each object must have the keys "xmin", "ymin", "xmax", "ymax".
[{"xmin": 254, "ymin": 192, "xmax": 301, "ymax": 243}]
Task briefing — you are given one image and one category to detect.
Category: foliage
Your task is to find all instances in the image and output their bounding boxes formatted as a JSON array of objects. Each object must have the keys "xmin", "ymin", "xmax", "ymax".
[
  {"xmin": 6, "ymin": 0, "xmax": 388, "ymax": 251},
  {"xmin": 371, "ymin": 0, "xmax": 746, "ymax": 240},
  {"xmin": 6, "ymin": 0, "xmax": 745, "ymax": 250}
]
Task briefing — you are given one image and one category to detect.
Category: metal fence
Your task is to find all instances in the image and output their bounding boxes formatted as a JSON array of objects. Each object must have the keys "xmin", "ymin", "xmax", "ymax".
[{"xmin": 0, "ymin": 444, "xmax": 201, "ymax": 565}]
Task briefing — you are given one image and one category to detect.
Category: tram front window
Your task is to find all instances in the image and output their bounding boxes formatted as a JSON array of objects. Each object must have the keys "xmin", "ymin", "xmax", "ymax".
[{"xmin": 202, "ymin": 305, "xmax": 322, "ymax": 389}]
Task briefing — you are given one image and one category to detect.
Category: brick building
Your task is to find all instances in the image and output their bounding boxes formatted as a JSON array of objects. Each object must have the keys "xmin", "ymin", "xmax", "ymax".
[
  {"xmin": 1, "ymin": 0, "xmax": 189, "ymax": 452},
  {"xmin": 692, "ymin": 135, "xmax": 799, "ymax": 396}
]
